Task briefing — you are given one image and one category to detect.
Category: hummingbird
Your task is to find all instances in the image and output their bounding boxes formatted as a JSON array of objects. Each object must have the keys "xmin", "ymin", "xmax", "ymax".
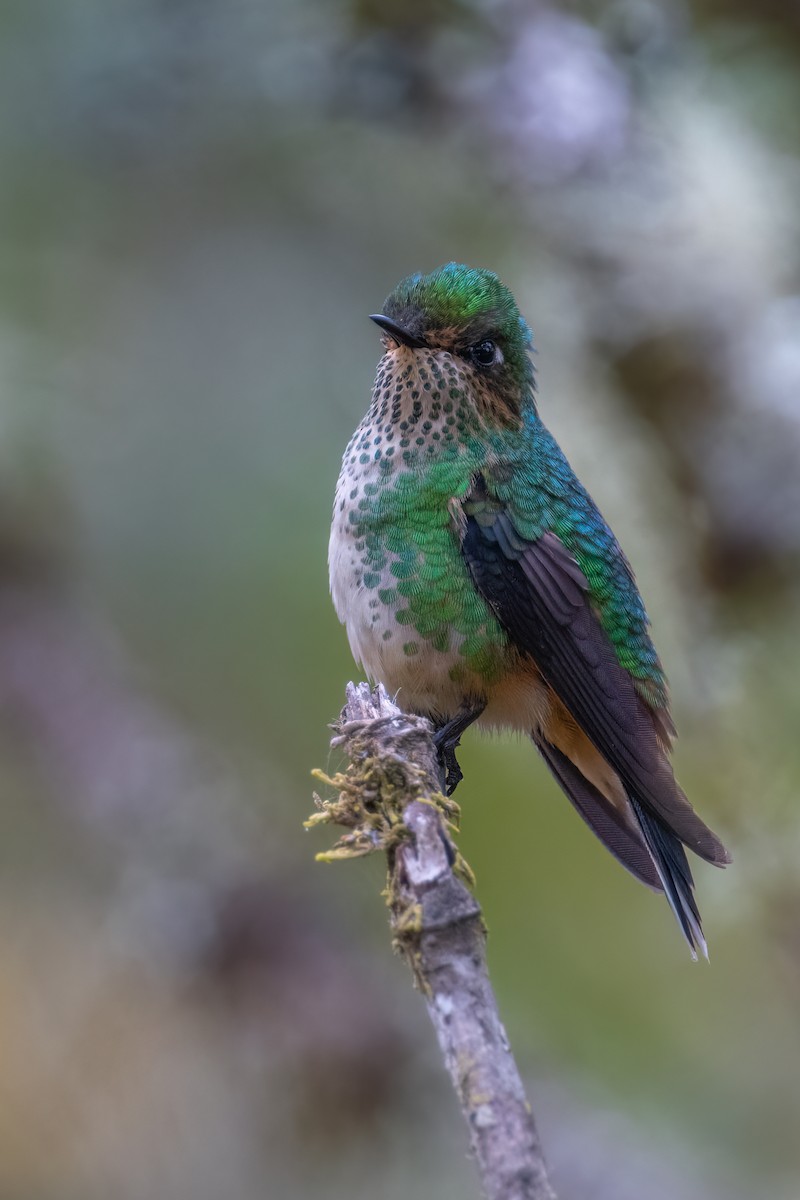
[{"xmin": 329, "ymin": 263, "xmax": 730, "ymax": 957}]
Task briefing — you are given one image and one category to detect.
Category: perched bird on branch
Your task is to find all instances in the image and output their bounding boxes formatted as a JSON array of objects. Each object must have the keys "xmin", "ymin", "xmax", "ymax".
[{"xmin": 329, "ymin": 262, "xmax": 730, "ymax": 957}]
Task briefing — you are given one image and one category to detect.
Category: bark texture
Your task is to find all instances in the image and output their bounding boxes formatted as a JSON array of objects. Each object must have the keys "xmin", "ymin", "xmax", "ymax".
[{"xmin": 312, "ymin": 682, "xmax": 557, "ymax": 1200}]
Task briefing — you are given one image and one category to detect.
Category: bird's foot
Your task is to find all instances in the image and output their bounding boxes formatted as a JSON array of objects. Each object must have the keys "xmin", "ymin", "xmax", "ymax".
[
  {"xmin": 434, "ymin": 738, "xmax": 463, "ymax": 796},
  {"xmin": 432, "ymin": 703, "xmax": 486, "ymax": 797}
]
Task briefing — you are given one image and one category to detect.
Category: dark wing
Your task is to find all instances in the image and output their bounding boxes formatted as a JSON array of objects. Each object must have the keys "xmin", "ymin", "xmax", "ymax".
[{"xmin": 460, "ymin": 478, "xmax": 729, "ymax": 953}]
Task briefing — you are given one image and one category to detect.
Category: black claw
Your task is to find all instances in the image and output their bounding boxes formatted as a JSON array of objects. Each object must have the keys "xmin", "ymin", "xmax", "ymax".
[
  {"xmin": 437, "ymin": 743, "xmax": 463, "ymax": 796},
  {"xmin": 432, "ymin": 703, "xmax": 485, "ymax": 796}
]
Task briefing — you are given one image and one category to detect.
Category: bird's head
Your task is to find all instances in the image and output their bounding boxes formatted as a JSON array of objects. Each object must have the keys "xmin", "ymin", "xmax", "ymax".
[{"xmin": 370, "ymin": 263, "xmax": 535, "ymax": 425}]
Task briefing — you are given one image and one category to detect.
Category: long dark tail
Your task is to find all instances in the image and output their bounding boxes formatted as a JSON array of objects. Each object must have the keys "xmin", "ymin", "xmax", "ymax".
[
  {"xmin": 628, "ymin": 794, "xmax": 707, "ymax": 959},
  {"xmin": 536, "ymin": 737, "xmax": 709, "ymax": 958},
  {"xmin": 536, "ymin": 739, "xmax": 661, "ymax": 890}
]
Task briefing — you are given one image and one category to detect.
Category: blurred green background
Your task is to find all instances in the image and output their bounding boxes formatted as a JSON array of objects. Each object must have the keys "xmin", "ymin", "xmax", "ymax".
[{"xmin": 1, "ymin": 1, "xmax": 799, "ymax": 1197}]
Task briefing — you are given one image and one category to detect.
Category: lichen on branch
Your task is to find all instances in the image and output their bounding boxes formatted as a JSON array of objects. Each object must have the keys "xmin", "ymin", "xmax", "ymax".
[{"xmin": 309, "ymin": 682, "xmax": 557, "ymax": 1200}]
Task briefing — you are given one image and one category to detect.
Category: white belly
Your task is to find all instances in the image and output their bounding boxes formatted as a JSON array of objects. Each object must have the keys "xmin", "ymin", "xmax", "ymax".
[
  {"xmin": 328, "ymin": 477, "xmax": 477, "ymax": 717},
  {"xmin": 329, "ymin": 477, "xmax": 551, "ymax": 731},
  {"xmin": 328, "ymin": 493, "xmax": 464, "ymax": 712}
]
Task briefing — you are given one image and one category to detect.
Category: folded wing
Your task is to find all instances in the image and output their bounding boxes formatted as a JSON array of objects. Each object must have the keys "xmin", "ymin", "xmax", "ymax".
[{"xmin": 459, "ymin": 475, "xmax": 730, "ymax": 955}]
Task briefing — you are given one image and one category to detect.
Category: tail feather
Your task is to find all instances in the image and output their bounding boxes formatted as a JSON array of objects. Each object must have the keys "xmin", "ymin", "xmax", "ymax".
[
  {"xmin": 628, "ymin": 794, "xmax": 707, "ymax": 960},
  {"xmin": 537, "ymin": 735, "xmax": 714, "ymax": 958},
  {"xmin": 536, "ymin": 738, "xmax": 662, "ymax": 892}
]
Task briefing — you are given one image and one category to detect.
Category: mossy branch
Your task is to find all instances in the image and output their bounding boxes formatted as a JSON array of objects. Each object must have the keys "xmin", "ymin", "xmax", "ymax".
[{"xmin": 309, "ymin": 682, "xmax": 557, "ymax": 1200}]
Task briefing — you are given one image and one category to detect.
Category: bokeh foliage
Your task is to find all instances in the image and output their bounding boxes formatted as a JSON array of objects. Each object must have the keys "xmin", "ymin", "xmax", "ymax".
[{"xmin": 0, "ymin": 1, "xmax": 799, "ymax": 1197}]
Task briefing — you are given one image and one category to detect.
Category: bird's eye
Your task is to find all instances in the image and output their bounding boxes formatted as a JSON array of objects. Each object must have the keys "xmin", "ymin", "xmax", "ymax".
[{"xmin": 470, "ymin": 340, "xmax": 498, "ymax": 367}]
